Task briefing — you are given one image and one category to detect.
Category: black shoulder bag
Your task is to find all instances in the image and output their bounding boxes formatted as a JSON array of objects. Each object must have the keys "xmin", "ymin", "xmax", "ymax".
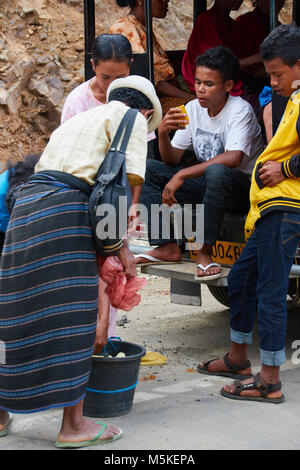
[{"xmin": 89, "ymin": 108, "xmax": 139, "ymax": 257}]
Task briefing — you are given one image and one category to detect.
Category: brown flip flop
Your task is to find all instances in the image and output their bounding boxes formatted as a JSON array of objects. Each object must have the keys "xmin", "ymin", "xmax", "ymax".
[{"xmin": 197, "ymin": 353, "xmax": 253, "ymax": 380}]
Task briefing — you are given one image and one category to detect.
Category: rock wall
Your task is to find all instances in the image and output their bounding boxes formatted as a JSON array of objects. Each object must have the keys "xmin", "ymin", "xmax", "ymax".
[
  {"xmin": 0, "ymin": 0, "xmax": 83, "ymax": 167},
  {"xmin": 0, "ymin": 0, "xmax": 293, "ymax": 169}
]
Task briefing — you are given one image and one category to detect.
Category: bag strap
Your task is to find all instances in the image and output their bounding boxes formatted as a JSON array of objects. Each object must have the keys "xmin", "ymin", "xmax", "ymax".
[
  {"xmin": 110, "ymin": 108, "xmax": 139, "ymax": 154},
  {"xmin": 96, "ymin": 108, "xmax": 139, "ymax": 181}
]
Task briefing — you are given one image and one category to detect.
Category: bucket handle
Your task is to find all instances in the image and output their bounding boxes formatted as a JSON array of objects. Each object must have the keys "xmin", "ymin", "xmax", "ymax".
[{"xmin": 101, "ymin": 337, "xmax": 122, "ymax": 357}]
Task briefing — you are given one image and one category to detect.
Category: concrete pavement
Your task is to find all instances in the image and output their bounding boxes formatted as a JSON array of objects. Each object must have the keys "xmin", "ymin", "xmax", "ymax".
[{"xmin": 0, "ymin": 283, "xmax": 300, "ymax": 451}]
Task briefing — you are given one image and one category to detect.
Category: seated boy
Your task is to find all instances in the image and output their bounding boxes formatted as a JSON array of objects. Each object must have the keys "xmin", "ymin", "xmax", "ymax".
[{"xmin": 136, "ymin": 46, "xmax": 264, "ymax": 279}]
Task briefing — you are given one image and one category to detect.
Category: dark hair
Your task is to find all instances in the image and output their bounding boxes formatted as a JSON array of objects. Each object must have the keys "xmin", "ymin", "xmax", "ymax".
[
  {"xmin": 260, "ymin": 24, "xmax": 300, "ymax": 66},
  {"xmin": 108, "ymin": 87, "xmax": 152, "ymax": 110},
  {"xmin": 116, "ymin": 0, "xmax": 137, "ymax": 8},
  {"xmin": 195, "ymin": 46, "xmax": 240, "ymax": 83},
  {"xmin": 5, "ymin": 154, "xmax": 40, "ymax": 212},
  {"xmin": 92, "ymin": 34, "xmax": 132, "ymax": 66}
]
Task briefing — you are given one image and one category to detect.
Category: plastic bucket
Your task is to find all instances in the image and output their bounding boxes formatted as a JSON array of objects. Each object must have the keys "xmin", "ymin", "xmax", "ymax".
[{"xmin": 83, "ymin": 340, "xmax": 146, "ymax": 418}]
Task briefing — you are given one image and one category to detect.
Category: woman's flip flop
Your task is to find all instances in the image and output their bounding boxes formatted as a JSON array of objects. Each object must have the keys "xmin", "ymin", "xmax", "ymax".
[
  {"xmin": 55, "ymin": 422, "xmax": 123, "ymax": 449},
  {"xmin": 0, "ymin": 413, "xmax": 13, "ymax": 437}
]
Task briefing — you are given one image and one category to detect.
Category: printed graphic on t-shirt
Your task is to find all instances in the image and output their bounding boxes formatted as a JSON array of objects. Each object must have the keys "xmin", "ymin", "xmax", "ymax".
[{"xmin": 194, "ymin": 129, "xmax": 225, "ymax": 162}]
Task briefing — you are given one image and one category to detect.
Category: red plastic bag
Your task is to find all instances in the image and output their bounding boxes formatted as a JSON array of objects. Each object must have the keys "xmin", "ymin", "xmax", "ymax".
[{"xmin": 97, "ymin": 255, "xmax": 147, "ymax": 311}]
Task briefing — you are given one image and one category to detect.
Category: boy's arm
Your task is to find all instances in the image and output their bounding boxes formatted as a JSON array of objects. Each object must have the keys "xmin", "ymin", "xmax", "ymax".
[
  {"xmin": 161, "ymin": 150, "xmax": 243, "ymax": 206},
  {"xmin": 158, "ymin": 107, "xmax": 188, "ymax": 166},
  {"xmin": 158, "ymin": 131, "xmax": 184, "ymax": 167},
  {"xmin": 175, "ymin": 150, "xmax": 243, "ymax": 179},
  {"xmin": 259, "ymin": 155, "xmax": 300, "ymax": 187},
  {"xmin": 156, "ymin": 80, "xmax": 195, "ymax": 101},
  {"xmin": 281, "ymin": 154, "xmax": 300, "ymax": 178}
]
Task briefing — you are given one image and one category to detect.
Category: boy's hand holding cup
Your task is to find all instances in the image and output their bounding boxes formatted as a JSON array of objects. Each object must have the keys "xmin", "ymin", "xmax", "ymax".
[{"xmin": 158, "ymin": 105, "xmax": 189, "ymax": 134}]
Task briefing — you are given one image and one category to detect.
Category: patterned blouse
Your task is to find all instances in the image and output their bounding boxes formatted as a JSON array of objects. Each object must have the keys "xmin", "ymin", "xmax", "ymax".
[{"xmin": 109, "ymin": 14, "xmax": 175, "ymax": 85}]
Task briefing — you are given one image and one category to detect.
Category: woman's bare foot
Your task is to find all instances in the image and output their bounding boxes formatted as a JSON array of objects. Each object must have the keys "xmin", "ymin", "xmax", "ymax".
[
  {"xmin": 196, "ymin": 244, "xmax": 220, "ymax": 277},
  {"xmin": 57, "ymin": 418, "xmax": 121, "ymax": 445},
  {"xmin": 135, "ymin": 243, "xmax": 182, "ymax": 264},
  {"xmin": 0, "ymin": 410, "xmax": 10, "ymax": 433},
  {"xmin": 57, "ymin": 399, "xmax": 121, "ymax": 445}
]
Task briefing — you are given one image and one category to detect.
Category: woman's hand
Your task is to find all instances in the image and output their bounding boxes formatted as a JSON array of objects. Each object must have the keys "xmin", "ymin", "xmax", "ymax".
[
  {"xmin": 162, "ymin": 174, "xmax": 184, "ymax": 206},
  {"xmin": 117, "ymin": 240, "xmax": 136, "ymax": 278}
]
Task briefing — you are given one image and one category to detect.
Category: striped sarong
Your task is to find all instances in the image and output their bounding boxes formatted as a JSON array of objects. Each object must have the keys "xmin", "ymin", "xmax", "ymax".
[{"xmin": 0, "ymin": 181, "xmax": 99, "ymax": 413}]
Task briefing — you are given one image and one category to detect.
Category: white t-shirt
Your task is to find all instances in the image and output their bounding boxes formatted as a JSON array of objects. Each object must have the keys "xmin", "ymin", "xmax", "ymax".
[{"xmin": 171, "ymin": 95, "xmax": 264, "ymax": 176}]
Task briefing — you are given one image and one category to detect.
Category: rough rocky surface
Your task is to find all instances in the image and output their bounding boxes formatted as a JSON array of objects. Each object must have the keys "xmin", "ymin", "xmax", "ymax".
[{"xmin": 0, "ymin": 0, "xmax": 293, "ymax": 170}]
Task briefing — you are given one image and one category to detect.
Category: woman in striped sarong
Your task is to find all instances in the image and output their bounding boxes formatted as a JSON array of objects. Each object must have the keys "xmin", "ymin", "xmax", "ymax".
[{"xmin": 0, "ymin": 75, "xmax": 162, "ymax": 448}]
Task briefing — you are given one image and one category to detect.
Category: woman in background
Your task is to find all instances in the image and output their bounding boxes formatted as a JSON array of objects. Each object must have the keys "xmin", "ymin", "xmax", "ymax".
[
  {"xmin": 61, "ymin": 34, "xmax": 138, "ymax": 350},
  {"xmin": 236, "ymin": 0, "xmax": 285, "ymax": 142},
  {"xmin": 61, "ymin": 34, "xmax": 132, "ymax": 122},
  {"xmin": 110, "ymin": 0, "xmax": 195, "ymax": 112},
  {"xmin": 182, "ymin": 0, "xmax": 244, "ymax": 95},
  {"xmin": 236, "ymin": 0, "xmax": 285, "ymax": 60}
]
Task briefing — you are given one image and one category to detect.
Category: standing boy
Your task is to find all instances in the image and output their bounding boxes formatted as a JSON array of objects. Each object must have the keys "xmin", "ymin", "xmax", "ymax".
[{"xmin": 197, "ymin": 24, "xmax": 300, "ymax": 403}]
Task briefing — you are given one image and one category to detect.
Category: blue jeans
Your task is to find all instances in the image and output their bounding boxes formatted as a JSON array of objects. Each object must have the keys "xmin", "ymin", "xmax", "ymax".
[
  {"xmin": 140, "ymin": 159, "xmax": 250, "ymax": 246},
  {"xmin": 228, "ymin": 211, "xmax": 300, "ymax": 366}
]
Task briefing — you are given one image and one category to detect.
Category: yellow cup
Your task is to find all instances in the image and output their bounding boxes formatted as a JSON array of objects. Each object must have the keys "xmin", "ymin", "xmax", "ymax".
[{"xmin": 177, "ymin": 104, "xmax": 189, "ymax": 126}]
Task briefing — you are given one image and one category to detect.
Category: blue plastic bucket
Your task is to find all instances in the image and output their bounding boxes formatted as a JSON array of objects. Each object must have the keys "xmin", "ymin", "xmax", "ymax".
[{"xmin": 83, "ymin": 340, "xmax": 146, "ymax": 418}]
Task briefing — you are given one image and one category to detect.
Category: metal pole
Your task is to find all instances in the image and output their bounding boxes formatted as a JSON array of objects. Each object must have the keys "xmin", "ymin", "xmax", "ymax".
[
  {"xmin": 293, "ymin": 0, "xmax": 300, "ymax": 25},
  {"xmin": 84, "ymin": 0, "xmax": 95, "ymax": 80},
  {"xmin": 144, "ymin": 0, "xmax": 154, "ymax": 84},
  {"xmin": 194, "ymin": 0, "xmax": 207, "ymax": 25},
  {"xmin": 270, "ymin": 0, "xmax": 276, "ymax": 30}
]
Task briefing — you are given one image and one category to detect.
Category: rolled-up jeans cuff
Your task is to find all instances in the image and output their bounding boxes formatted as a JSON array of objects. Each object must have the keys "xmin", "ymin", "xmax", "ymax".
[
  {"xmin": 230, "ymin": 328, "xmax": 252, "ymax": 344},
  {"xmin": 260, "ymin": 347, "xmax": 286, "ymax": 366}
]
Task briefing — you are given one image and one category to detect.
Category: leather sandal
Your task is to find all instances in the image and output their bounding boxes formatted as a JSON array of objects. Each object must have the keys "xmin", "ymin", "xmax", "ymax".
[
  {"xmin": 220, "ymin": 373, "xmax": 285, "ymax": 404},
  {"xmin": 197, "ymin": 352, "xmax": 253, "ymax": 380}
]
